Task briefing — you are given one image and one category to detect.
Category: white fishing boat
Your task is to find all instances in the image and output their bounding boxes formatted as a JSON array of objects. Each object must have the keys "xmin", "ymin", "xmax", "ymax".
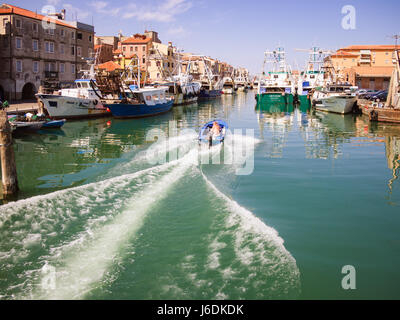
[
  {"xmin": 295, "ymin": 47, "xmax": 332, "ymax": 106},
  {"xmin": 313, "ymin": 84, "xmax": 357, "ymax": 114},
  {"xmin": 36, "ymin": 57, "xmax": 110, "ymax": 119},
  {"xmin": 222, "ymin": 76, "xmax": 235, "ymax": 94},
  {"xmin": 152, "ymin": 50, "xmax": 200, "ymax": 105}
]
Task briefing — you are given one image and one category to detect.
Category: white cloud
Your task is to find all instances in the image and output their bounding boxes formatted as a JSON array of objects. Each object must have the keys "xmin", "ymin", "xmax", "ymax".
[
  {"xmin": 89, "ymin": 1, "xmax": 121, "ymax": 16},
  {"xmin": 167, "ymin": 26, "xmax": 189, "ymax": 38},
  {"xmin": 122, "ymin": 0, "xmax": 192, "ymax": 22}
]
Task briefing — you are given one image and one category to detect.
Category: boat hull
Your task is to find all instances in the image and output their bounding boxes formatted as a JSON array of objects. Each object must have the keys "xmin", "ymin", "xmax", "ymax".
[
  {"xmin": 359, "ymin": 100, "xmax": 400, "ymax": 123},
  {"xmin": 298, "ymin": 94, "xmax": 311, "ymax": 107},
  {"xmin": 173, "ymin": 93, "xmax": 198, "ymax": 105},
  {"xmin": 256, "ymin": 93, "xmax": 286, "ymax": 106},
  {"xmin": 222, "ymin": 88, "xmax": 234, "ymax": 94},
  {"xmin": 36, "ymin": 94, "xmax": 110, "ymax": 120},
  {"xmin": 316, "ymin": 96, "xmax": 356, "ymax": 114},
  {"xmin": 198, "ymin": 89, "xmax": 222, "ymax": 100},
  {"xmin": 106, "ymin": 100, "xmax": 174, "ymax": 118}
]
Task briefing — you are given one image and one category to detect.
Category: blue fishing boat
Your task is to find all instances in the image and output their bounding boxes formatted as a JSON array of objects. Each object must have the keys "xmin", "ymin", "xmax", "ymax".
[
  {"xmin": 99, "ymin": 56, "xmax": 174, "ymax": 118},
  {"xmin": 105, "ymin": 87, "xmax": 174, "ymax": 118},
  {"xmin": 198, "ymin": 119, "xmax": 228, "ymax": 147}
]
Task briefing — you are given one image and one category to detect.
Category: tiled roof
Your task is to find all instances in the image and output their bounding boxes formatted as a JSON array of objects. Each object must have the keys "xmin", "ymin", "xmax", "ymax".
[
  {"xmin": 121, "ymin": 35, "xmax": 151, "ymax": 44},
  {"xmin": 342, "ymin": 45, "xmax": 398, "ymax": 50},
  {"xmin": 331, "ymin": 50, "xmax": 359, "ymax": 57},
  {"xmin": 96, "ymin": 60, "xmax": 123, "ymax": 72},
  {"xmin": 0, "ymin": 4, "xmax": 75, "ymax": 28}
]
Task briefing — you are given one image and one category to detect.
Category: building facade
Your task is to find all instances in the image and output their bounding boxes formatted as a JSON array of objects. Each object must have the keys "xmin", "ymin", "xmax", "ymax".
[
  {"xmin": 325, "ymin": 45, "xmax": 397, "ymax": 90},
  {"xmin": 0, "ymin": 4, "xmax": 94, "ymax": 100}
]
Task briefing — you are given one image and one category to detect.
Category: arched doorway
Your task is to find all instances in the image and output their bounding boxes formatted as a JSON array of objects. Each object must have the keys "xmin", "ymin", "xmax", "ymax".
[{"xmin": 21, "ymin": 82, "xmax": 36, "ymax": 100}]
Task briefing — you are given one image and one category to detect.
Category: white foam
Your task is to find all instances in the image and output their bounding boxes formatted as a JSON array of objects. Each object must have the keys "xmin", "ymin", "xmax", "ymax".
[{"xmin": 24, "ymin": 151, "xmax": 196, "ymax": 300}]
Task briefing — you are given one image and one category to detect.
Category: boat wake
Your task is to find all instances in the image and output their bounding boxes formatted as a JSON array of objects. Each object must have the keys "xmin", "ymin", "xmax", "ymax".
[{"xmin": 0, "ymin": 133, "xmax": 300, "ymax": 299}]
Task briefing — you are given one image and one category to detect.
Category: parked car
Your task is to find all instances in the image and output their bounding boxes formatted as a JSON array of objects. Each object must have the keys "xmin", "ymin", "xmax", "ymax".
[
  {"xmin": 365, "ymin": 90, "xmax": 385, "ymax": 100},
  {"xmin": 356, "ymin": 89, "xmax": 368, "ymax": 95},
  {"xmin": 370, "ymin": 90, "xmax": 388, "ymax": 102},
  {"xmin": 358, "ymin": 90, "xmax": 378, "ymax": 99}
]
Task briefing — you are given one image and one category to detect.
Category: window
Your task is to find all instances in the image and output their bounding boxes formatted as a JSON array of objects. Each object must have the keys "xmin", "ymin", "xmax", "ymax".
[
  {"xmin": 49, "ymin": 27, "xmax": 55, "ymax": 35},
  {"xmin": 143, "ymin": 46, "xmax": 145, "ymax": 52},
  {"xmin": 77, "ymin": 46, "xmax": 81, "ymax": 57},
  {"xmin": 130, "ymin": 46, "xmax": 133, "ymax": 52},
  {"xmin": 45, "ymin": 41, "xmax": 54, "ymax": 53},
  {"xmin": 33, "ymin": 39, "xmax": 38, "ymax": 51},
  {"xmin": 61, "ymin": 29, "xmax": 65, "ymax": 37},
  {"xmin": 16, "ymin": 60, "xmax": 22, "ymax": 72},
  {"xmin": 60, "ymin": 43, "xmax": 64, "ymax": 54},
  {"xmin": 15, "ymin": 18, "xmax": 21, "ymax": 28},
  {"xmin": 33, "ymin": 22, "xmax": 38, "ymax": 32},
  {"xmin": 77, "ymin": 32, "xmax": 82, "ymax": 40},
  {"xmin": 123, "ymin": 46, "xmax": 126, "ymax": 51},
  {"xmin": 60, "ymin": 63, "xmax": 65, "ymax": 73},
  {"xmin": 72, "ymin": 32, "xmax": 75, "ymax": 39},
  {"xmin": 3, "ymin": 18, "xmax": 9, "ymax": 27},
  {"xmin": 71, "ymin": 64, "xmax": 75, "ymax": 74},
  {"xmin": 45, "ymin": 62, "xmax": 56, "ymax": 72},
  {"xmin": 135, "ymin": 46, "xmax": 138, "ymax": 52},
  {"xmin": 71, "ymin": 46, "xmax": 75, "ymax": 56},
  {"xmin": 143, "ymin": 57, "xmax": 145, "ymax": 64},
  {"xmin": 33, "ymin": 61, "xmax": 39, "ymax": 73},
  {"xmin": 88, "ymin": 35, "xmax": 92, "ymax": 42},
  {"xmin": 15, "ymin": 37, "xmax": 22, "ymax": 49}
]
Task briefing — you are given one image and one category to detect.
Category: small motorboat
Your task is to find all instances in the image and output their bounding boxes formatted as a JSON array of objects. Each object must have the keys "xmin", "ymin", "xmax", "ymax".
[
  {"xmin": 198, "ymin": 119, "xmax": 228, "ymax": 147},
  {"xmin": 42, "ymin": 119, "xmax": 66, "ymax": 128}
]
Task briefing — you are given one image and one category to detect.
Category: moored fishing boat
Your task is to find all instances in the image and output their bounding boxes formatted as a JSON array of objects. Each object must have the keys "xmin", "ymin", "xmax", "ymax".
[
  {"xmin": 151, "ymin": 51, "xmax": 200, "ymax": 105},
  {"xmin": 97, "ymin": 57, "xmax": 174, "ymax": 118},
  {"xmin": 256, "ymin": 47, "xmax": 294, "ymax": 106},
  {"xmin": 295, "ymin": 47, "xmax": 330, "ymax": 107},
  {"xmin": 312, "ymin": 83, "xmax": 357, "ymax": 114},
  {"xmin": 105, "ymin": 87, "xmax": 174, "ymax": 118},
  {"xmin": 35, "ymin": 57, "xmax": 110, "ymax": 120},
  {"xmin": 222, "ymin": 77, "xmax": 235, "ymax": 94}
]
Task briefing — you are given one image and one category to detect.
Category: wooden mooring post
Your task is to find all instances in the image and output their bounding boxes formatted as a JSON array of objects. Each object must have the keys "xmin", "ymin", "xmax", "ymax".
[{"xmin": 0, "ymin": 110, "xmax": 18, "ymax": 197}]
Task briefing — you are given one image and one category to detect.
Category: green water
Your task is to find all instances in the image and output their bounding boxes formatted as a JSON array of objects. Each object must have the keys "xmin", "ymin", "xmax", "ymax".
[{"xmin": 1, "ymin": 92, "xmax": 400, "ymax": 299}]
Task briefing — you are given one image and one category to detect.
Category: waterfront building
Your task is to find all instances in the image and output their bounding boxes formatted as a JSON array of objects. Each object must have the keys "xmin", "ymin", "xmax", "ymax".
[
  {"xmin": 148, "ymin": 41, "xmax": 176, "ymax": 81},
  {"xmin": 324, "ymin": 45, "xmax": 397, "ymax": 90},
  {"xmin": 94, "ymin": 43, "xmax": 114, "ymax": 64},
  {"xmin": 0, "ymin": 3, "xmax": 94, "ymax": 100}
]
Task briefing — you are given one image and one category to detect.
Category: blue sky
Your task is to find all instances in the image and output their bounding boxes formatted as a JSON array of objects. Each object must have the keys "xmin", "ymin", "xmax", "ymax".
[{"xmin": 10, "ymin": 0, "xmax": 400, "ymax": 74}]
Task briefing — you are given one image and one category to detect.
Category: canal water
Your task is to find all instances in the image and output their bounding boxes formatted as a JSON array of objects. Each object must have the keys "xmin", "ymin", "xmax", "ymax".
[{"xmin": 1, "ymin": 92, "xmax": 400, "ymax": 299}]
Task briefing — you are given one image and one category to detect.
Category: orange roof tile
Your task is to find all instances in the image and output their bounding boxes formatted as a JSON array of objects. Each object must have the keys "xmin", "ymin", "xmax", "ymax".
[
  {"xmin": 342, "ymin": 45, "xmax": 398, "ymax": 51},
  {"xmin": 0, "ymin": 4, "xmax": 75, "ymax": 28},
  {"xmin": 331, "ymin": 50, "xmax": 359, "ymax": 57},
  {"xmin": 97, "ymin": 61, "xmax": 123, "ymax": 72},
  {"xmin": 121, "ymin": 34, "xmax": 151, "ymax": 44}
]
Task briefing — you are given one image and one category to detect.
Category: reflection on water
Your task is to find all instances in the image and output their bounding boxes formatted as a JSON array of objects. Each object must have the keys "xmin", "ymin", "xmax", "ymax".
[{"xmin": 2, "ymin": 92, "xmax": 400, "ymax": 299}]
